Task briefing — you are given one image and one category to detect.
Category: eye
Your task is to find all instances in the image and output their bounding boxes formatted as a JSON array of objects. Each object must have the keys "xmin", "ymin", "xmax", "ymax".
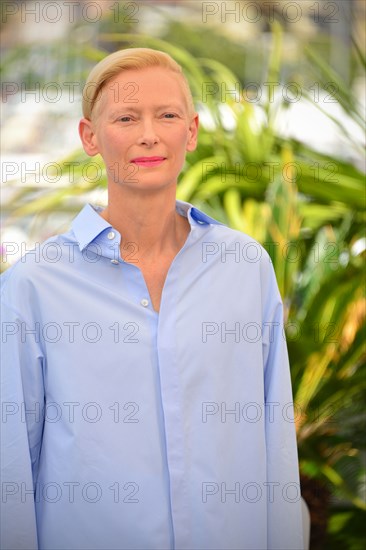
[
  {"xmin": 163, "ymin": 113, "xmax": 177, "ymax": 119},
  {"xmin": 118, "ymin": 116, "xmax": 133, "ymax": 122}
]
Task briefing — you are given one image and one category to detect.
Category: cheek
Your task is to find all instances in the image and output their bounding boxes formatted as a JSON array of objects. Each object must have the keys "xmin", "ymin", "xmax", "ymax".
[
  {"xmin": 98, "ymin": 131, "xmax": 128, "ymax": 156},
  {"xmin": 170, "ymin": 127, "xmax": 191, "ymax": 150}
]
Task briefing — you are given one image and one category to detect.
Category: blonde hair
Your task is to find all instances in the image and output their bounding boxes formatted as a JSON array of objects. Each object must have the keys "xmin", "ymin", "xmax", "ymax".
[{"xmin": 82, "ymin": 47, "xmax": 195, "ymax": 119}]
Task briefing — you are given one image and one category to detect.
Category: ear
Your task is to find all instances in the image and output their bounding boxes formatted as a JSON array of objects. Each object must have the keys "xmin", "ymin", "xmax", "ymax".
[
  {"xmin": 186, "ymin": 113, "xmax": 199, "ymax": 152},
  {"xmin": 78, "ymin": 118, "xmax": 99, "ymax": 157}
]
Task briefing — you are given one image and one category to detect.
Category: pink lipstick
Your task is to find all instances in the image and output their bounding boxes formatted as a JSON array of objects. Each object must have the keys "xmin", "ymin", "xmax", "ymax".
[{"xmin": 131, "ymin": 156, "xmax": 166, "ymax": 167}]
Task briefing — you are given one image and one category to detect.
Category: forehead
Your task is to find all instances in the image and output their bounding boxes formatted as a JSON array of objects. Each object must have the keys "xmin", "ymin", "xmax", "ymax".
[{"xmin": 98, "ymin": 67, "xmax": 188, "ymax": 113}]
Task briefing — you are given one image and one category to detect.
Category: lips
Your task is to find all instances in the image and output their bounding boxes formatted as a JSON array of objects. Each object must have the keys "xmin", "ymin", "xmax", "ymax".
[{"xmin": 131, "ymin": 156, "xmax": 166, "ymax": 167}]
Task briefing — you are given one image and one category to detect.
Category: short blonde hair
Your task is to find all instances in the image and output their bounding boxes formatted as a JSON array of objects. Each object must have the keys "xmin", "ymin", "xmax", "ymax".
[{"xmin": 82, "ymin": 47, "xmax": 195, "ymax": 120}]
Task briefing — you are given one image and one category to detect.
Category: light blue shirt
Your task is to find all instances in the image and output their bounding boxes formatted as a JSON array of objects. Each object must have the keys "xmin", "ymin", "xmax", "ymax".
[{"xmin": 1, "ymin": 200, "xmax": 303, "ymax": 550}]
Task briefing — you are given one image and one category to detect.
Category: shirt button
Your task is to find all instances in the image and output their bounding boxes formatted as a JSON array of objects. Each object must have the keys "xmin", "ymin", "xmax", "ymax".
[
  {"xmin": 107, "ymin": 231, "xmax": 115, "ymax": 240},
  {"xmin": 110, "ymin": 259, "xmax": 119, "ymax": 265},
  {"xmin": 140, "ymin": 298, "xmax": 149, "ymax": 307}
]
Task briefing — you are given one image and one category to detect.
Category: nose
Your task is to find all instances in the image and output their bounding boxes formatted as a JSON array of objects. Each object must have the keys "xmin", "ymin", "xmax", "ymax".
[{"xmin": 137, "ymin": 118, "xmax": 160, "ymax": 146}]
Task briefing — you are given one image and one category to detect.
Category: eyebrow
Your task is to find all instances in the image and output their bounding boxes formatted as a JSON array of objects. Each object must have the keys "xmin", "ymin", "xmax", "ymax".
[{"xmin": 108, "ymin": 104, "xmax": 186, "ymax": 118}]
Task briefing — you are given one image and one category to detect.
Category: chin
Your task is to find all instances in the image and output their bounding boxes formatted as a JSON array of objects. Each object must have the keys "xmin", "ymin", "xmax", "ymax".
[{"xmin": 122, "ymin": 180, "xmax": 175, "ymax": 192}]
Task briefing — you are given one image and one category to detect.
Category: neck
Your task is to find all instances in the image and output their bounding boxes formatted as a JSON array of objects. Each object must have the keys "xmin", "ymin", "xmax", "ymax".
[{"xmin": 100, "ymin": 185, "xmax": 190, "ymax": 263}]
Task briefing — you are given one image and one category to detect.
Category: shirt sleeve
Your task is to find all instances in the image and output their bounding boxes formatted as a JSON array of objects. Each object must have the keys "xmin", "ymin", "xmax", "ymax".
[
  {"xmin": 260, "ymin": 259, "xmax": 304, "ymax": 550},
  {"xmin": 1, "ymin": 271, "xmax": 44, "ymax": 550}
]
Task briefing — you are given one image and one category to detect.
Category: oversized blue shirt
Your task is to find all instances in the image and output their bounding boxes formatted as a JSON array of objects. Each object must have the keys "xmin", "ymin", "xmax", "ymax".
[{"xmin": 1, "ymin": 200, "xmax": 303, "ymax": 549}]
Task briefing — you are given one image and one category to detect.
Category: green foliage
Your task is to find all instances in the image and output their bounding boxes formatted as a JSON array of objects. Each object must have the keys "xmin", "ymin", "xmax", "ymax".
[{"xmin": 326, "ymin": 507, "xmax": 366, "ymax": 550}]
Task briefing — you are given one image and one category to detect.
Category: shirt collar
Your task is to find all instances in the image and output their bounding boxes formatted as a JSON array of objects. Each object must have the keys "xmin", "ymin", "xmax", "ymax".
[
  {"xmin": 176, "ymin": 199, "xmax": 223, "ymax": 227},
  {"xmin": 71, "ymin": 200, "xmax": 223, "ymax": 252},
  {"xmin": 71, "ymin": 204, "xmax": 113, "ymax": 252}
]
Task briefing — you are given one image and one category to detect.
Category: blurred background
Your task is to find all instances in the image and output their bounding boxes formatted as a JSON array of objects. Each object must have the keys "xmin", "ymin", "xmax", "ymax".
[{"xmin": 1, "ymin": 1, "xmax": 365, "ymax": 547}]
